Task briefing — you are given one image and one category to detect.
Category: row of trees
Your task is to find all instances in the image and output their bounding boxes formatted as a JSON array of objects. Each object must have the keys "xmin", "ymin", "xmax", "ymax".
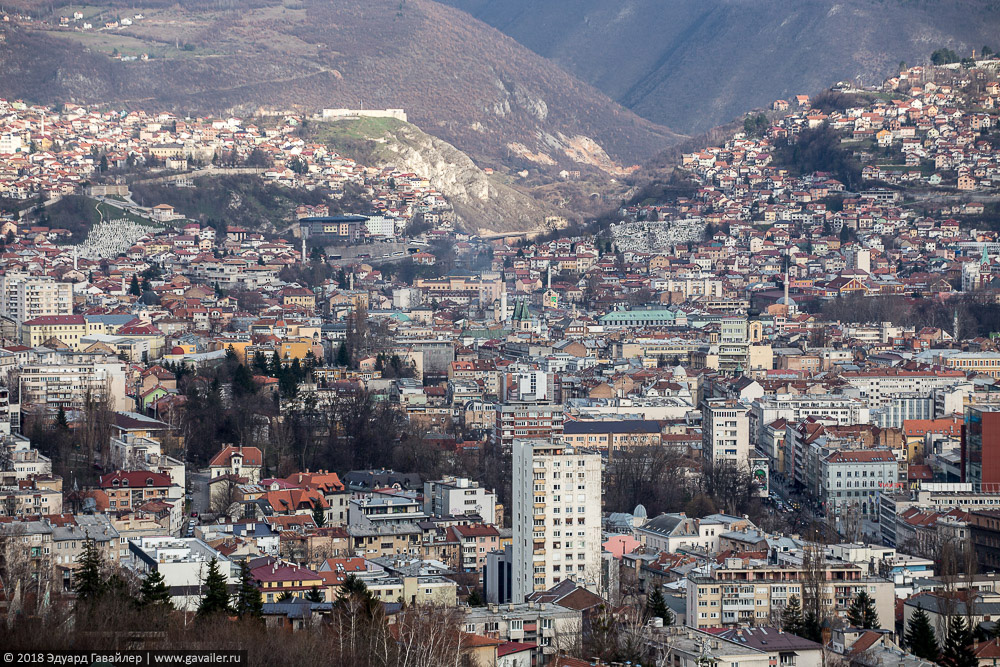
[
  {"xmin": 4, "ymin": 537, "xmax": 474, "ymax": 667},
  {"xmin": 780, "ymin": 590, "xmax": 878, "ymax": 644},
  {"xmin": 603, "ymin": 448, "xmax": 771, "ymax": 529},
  {"xmin": 905, "ymin": 606, "xmax": 981, "ymax": 667},
  {"xmin": 930, "ymin": 46, "xmax": 993, "ymax": 67},
  {"xmin": 820, "ymin": 291, "xmax": 1000, "ymax": 340}
]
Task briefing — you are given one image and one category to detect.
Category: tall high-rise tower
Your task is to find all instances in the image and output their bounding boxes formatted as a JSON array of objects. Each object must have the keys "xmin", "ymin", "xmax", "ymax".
[{"xmin": 511, "ymin": 439, "xmax": 601, "ymax": 602}]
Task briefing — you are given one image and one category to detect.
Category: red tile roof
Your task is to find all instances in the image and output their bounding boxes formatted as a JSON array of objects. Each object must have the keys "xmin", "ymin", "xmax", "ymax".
[
  {"xmin": 497, "ymin": 642, "xmax": 534, "ymax": 657},
  {"xmin": 209, "ymin": 445, "xmax": 263, "ymax": 467},
  {"xmin": 826, "ymin": 450, "xmax": 895, "ymax": 463},
  {"xmin": 23, "ymin": 315, "xmax": 85, "ymax": 326},
  {"xmin": 100, "ymin": 470, "xmax": 172, "ymax": 488}
]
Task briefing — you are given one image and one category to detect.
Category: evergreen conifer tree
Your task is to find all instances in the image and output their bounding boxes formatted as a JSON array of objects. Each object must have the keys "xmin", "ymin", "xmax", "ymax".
[
  {"xmin": 466, "ymin": 589, "xmax": 484, "ymax": 607},
  {"xmin": 846, "ymin": 590, "xmax": 880, "ymax": 629},
  {"xmin": 312, "ymin": 502, "xmax": 326, "ymax": 528},
  {"xmin": 938, "ymin": 614, "xmax": 979, "ymax": 667},
  {"xmin": 129, "ymin": 274, "xmax": 141, "ymax": 296},
  {"xmin": 801, "ymin": 611, "xmax": 822, "ymax": 643},
  {"xmin": 232, "ymin": 364, "xmax": 256, "ymax": 397},
  {"xmin": 904, "ymin": 606, "xmax": 939, "ymax": 661},
  {"xmin": 233, "ymin": 560, "xmax": 263, "ymax": 620},
  {"xmin": 940, "ymin": 615, "xmax": 977, "ymax": 667},
  {"xmin": 138, "ymin": 569, "xmax": 172, "ymax": 608},
  {"xmin": 305, "ymin": 586, "xmax": 324, "ymax": 603},
  {"xmin": 74, "ymin": 538, "xmax": 104, "ymax": 602},
  {"xmin": 268, "ymin": 352, "xmax": 282, "ymax": 377},
  {"xmin": 646, "ymin": 585, "xmax": 673, "ymax": 624},
  {"xmin": 56, "ymin": 406, "xmax": 69, "ymax": 430},
  {"xmin": 196, "ymin": 558, "xmax": 232, "ymax": 617},
  {"xmin": 337, "ymin": 573, "xmax": 378, "ymax": 618},
  {"xmin": 782, "ymin": 595, "xmax": 804, "ymax": 636}
]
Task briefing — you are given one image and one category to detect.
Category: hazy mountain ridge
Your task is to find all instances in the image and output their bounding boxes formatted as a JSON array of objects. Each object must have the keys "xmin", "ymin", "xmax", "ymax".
[{"xmin": 442, "ymin": 0, "xmax": 1000, "ymax": 133}]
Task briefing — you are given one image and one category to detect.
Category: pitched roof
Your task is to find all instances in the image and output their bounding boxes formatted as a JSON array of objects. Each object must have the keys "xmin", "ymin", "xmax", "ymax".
[
  {"xmin": 209, "ymin": 445, "xmax": 263, "ymax": 467},
  {"xmin": 99, "ymin": 470, "xmax": 172, "ymax": 488},
  {"xmin": 23, "ymin": 314, "xmax": 85, "ymax": 326}
]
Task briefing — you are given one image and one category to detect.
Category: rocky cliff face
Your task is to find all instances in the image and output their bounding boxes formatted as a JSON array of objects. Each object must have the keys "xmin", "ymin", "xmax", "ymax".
[{"xmin": 378, "ymin": 123, "xmax": 558, "ymax": 234}]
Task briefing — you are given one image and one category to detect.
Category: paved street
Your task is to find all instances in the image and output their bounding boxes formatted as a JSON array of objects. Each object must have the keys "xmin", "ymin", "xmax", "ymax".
[{"xmin": 190, "ymin": 470, "xmax": 210, "ymax": 519}]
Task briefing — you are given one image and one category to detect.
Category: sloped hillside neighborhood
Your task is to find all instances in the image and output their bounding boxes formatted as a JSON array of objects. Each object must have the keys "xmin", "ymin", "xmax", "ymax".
[{"xmin": 6, "ymin": 58, "xmax": 1000, "ymax": 667}]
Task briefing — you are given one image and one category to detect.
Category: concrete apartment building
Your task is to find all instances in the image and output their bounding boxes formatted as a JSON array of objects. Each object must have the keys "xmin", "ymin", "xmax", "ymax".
[
  {"xmin": 880, "ymin": 482, "xmax": 1000, "ymax": 546},
  {"xmin": 129, "ymin": 536, "xmax": 236, "ymax": 611},
  {"xmin": 636, "ymin": 512, "xmax": 755, "ymax": 553},
  {"xmin": 749, "ymin": 395, "xmax": 871, "ymax": 447},
  {"xmin": 717, "ymin": 316, "xmax": 773, "ymax": 375},
  {"xmin": 0, "ymin": 478, "xmax": 63, "ymax": 517},
  {"xmin": 0, "ymin": 273, "xmax": 73, "ymax": 324},
  {"xmin": 562, "ymin": 419, "xmax": 661, "ymax": 455},
  {"xmin": 820, "ymin": 450, "xmax": 898, "ymax": 519},
  {"xmin": 840, "ymin": 368, "xmax": 967, "ymax": 409},
  {"xmin": 686, "ymin": 556, "xmax": 894, "ymax": 631},
  {"xmin": 495, "ymin": 402, "xmax": 565, "ymax": 451},
  {"xmin": 462, "ymin": 601, "xmax": 583, "ymax": 663},
  {"xmin": 423, "ymin": 476, "xmax": 496, "ymax": 520},
  {"xmin": 18, "ymin": 354, "xmax": 130, "ymax": 414},
  {"xmin": 511, "ymin": 439, "xmax": 601, "ymax": 602},
  {"xmin": 646, "ymin": 626, "xmax": 817, "ymax": 667},
  {"xmin": 21, "ymin": 314, "xmax": 87, "ymax": 349},
  {"xmin": 703, "ymin": 399, "xmax": 751, "ymax": 464},
  {"xmin": 99, "ymin": 470, "xmax": 179, "ymax": 512},
  {"xmin": 349, "ymin": 494, "xmax": 427, "ymax": 529}
]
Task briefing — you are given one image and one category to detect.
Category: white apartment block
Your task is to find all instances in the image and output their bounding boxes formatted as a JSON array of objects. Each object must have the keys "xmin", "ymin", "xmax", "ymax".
[
  {"xmin": 749, "ymin": 395, "xmax": 871, "ymax": 446},
  {"xmin": 128, "ymin": 536, "xmax": 236, "ymax": 611},
  {"xmin": 686, "ymin": 557, "xmax": 895, "ymax": 631},
  {"xmin": 703, "ymin": 399, "xmax": 751, "ymax": 464},
  {"xmin": 872, "ymin": 392, "xmax": 934, "ymax": 428},
  {"xmin": 423, "ymin": 476, "xmax": 496, "ymax": 520},
  {"xmin": 18, "ymin": 357, "xmax": 130, "ymax": 413},
  {"xmin": 363, "ymin": 215, "xmax": 399, "ymax": 237},
  {"xmin": 819, "ymin": 450, "xmax": 897, "ymax": 518},
  {"xmin": 1, "ymin": 433, "xmax": 51, "ymax": 480},
  {"xmin": 652, "ymin": 276, "xmax": 724, "ymax": 298},
  {"xmin": 839, "ymin": 368, "xmax": 968, "ymax": 409},
  {"xmin": 512, "ymin": 439, "xmax": 601, "ymax": 602},
  {"xmin": 0, "ymin": 273, "xmax": 73, "ymax": 323}
]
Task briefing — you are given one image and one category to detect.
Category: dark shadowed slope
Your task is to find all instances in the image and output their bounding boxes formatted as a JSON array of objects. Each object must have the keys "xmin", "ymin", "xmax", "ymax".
[{"xmin": 442, "ymin": 0, "xmax": 1000, "ymax": 133}]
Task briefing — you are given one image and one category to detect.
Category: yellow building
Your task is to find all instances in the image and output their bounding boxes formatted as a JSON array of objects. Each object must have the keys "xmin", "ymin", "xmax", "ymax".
[
  {"xmin": 251, "ymin": 559, "xmax": 325, "ymax": 603},
  {"xmin": 937, "ymin": 352, "xmax": 1000, "ymax": 379},
  {"xmin": 279, "ymin": 287, "xmax": 317, "ymax": 309},
  {"xmin": 22, "ymin": 314, "xmax": 87, "ymax": 349},
  {"xmin": 277, "ymin": 339, "xmax": 316, "ymax": 363}
]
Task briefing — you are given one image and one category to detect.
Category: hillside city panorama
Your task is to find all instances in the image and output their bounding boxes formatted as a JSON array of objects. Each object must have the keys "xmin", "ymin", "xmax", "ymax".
[{"xmin": 4, "ymin": 5, "xmax": 1000, "ymax": 667}]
